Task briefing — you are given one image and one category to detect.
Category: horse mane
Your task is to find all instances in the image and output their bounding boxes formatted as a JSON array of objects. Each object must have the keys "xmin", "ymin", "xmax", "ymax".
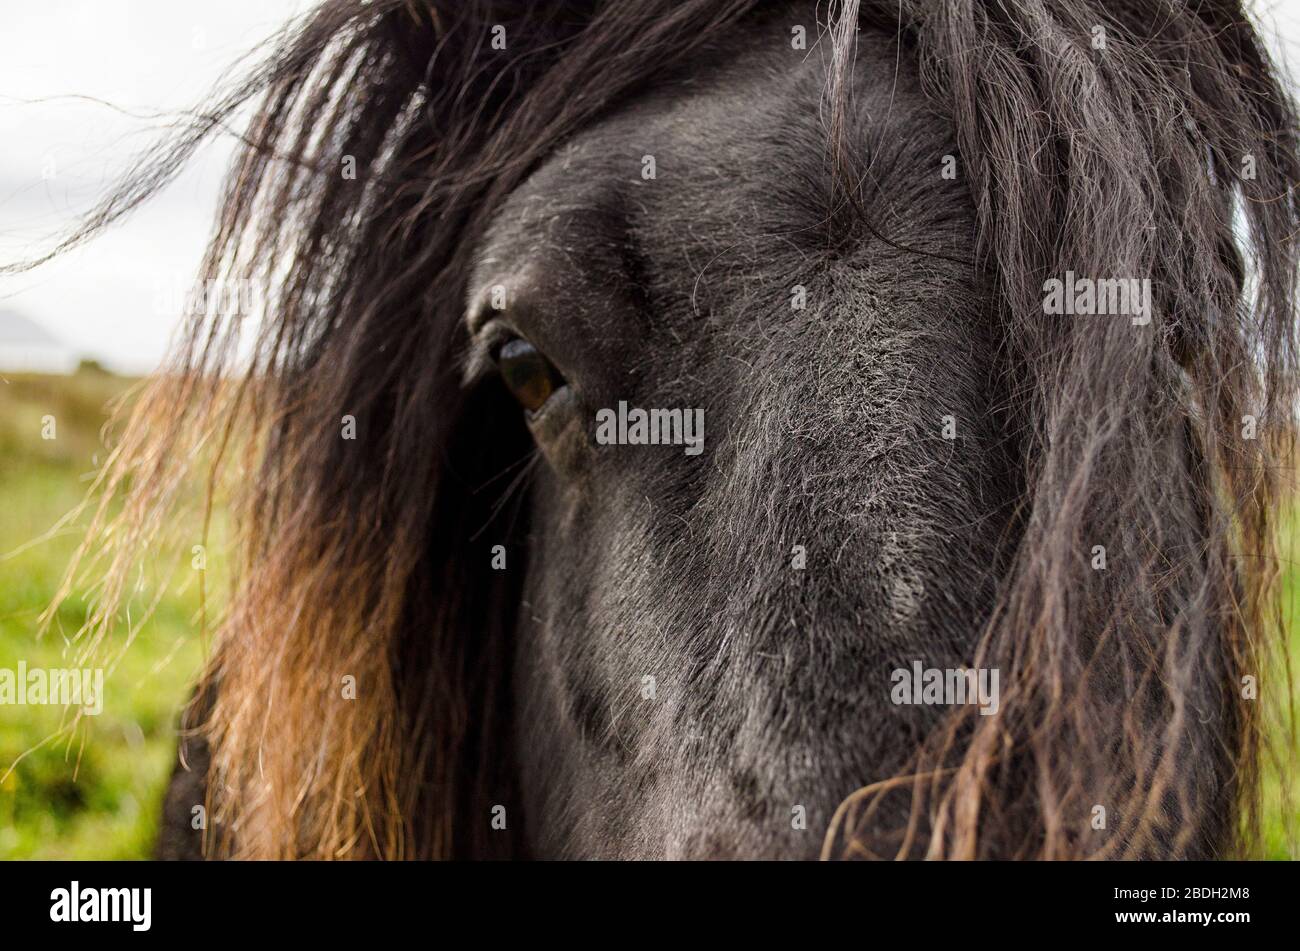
[{"xmin": 14, "ymin": 0, "xmax": 1298, "ymax": 858}]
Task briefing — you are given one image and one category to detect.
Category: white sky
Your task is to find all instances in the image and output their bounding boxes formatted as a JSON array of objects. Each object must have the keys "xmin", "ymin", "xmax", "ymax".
[
  {"xmin": 0, "ymin": 0, "xmax": 309, "ymax": 373},
  {"xmin": 1, "ymin": 1, "xmax": 1299, "ymax": 374}
]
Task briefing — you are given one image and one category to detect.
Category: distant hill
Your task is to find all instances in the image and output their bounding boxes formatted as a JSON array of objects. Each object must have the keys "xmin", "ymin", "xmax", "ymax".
[
  {"xmin": 0, "ymin": 369, "xmax": 134, "ymax": 475},
  {"xmin": 0, "ymin": 311, "xmax": 79, "ymax": 374}
]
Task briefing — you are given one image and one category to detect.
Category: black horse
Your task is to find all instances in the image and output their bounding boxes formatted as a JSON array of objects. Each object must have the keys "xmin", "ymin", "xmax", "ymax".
[{"xmin": 35, "ymin": 0, "xmax": 1297, "ymax": 859}]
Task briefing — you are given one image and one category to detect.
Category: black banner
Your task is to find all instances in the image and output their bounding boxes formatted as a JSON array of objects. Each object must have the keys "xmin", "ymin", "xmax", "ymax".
[{"xmin": 0, "ymin": 860, "xmax": 1291, "ymax": 938}]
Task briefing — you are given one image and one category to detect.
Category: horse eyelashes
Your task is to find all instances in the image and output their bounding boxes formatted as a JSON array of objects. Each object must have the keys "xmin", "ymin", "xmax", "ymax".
[{"xmin": 493, "ymin": 336, "xmax": 567, "ymax": 413}]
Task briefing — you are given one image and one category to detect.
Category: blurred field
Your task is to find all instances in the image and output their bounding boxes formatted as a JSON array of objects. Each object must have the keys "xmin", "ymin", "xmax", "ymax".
[
  {"xmin": 0, "ymin": 368, "xmax": 205, "ymax": 859},
  {"xmin": 1266, "ymin": 510, "xmax": 1300, "ymax": 858},
  {"xmin": 0, "ymin": 368, "xmax": 1295, "ymax": 858}
]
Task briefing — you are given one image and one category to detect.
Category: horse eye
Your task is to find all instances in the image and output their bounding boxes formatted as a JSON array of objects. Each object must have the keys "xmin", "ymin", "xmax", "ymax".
[{"xmin": 493, "ymin": 337, "xmax": 566, "ymax": 413}]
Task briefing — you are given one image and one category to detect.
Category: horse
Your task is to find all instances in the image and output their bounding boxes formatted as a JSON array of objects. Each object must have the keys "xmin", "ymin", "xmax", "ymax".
[{"xmin": 30, "ymin": 0, "xmax": 1299, "ymax": 859}]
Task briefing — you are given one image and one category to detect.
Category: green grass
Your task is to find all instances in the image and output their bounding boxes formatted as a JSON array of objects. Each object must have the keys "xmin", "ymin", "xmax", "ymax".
[
  {"xmin": 0, "ymin": 369, "xmax": 1294, "ymax": 858},
  {"xmin": 0, "ymin": 369, "xmax": 204, "ymax": 859},
  {"xmin": 1262, "ymin": 502, "xmax": 1300, "ymax": 859}
]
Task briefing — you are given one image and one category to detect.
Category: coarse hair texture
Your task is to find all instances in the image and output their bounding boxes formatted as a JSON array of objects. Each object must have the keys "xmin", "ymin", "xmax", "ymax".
[{"xmin": 11, "ymin": 0, "xmax": 1299, "ymax": 858}]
